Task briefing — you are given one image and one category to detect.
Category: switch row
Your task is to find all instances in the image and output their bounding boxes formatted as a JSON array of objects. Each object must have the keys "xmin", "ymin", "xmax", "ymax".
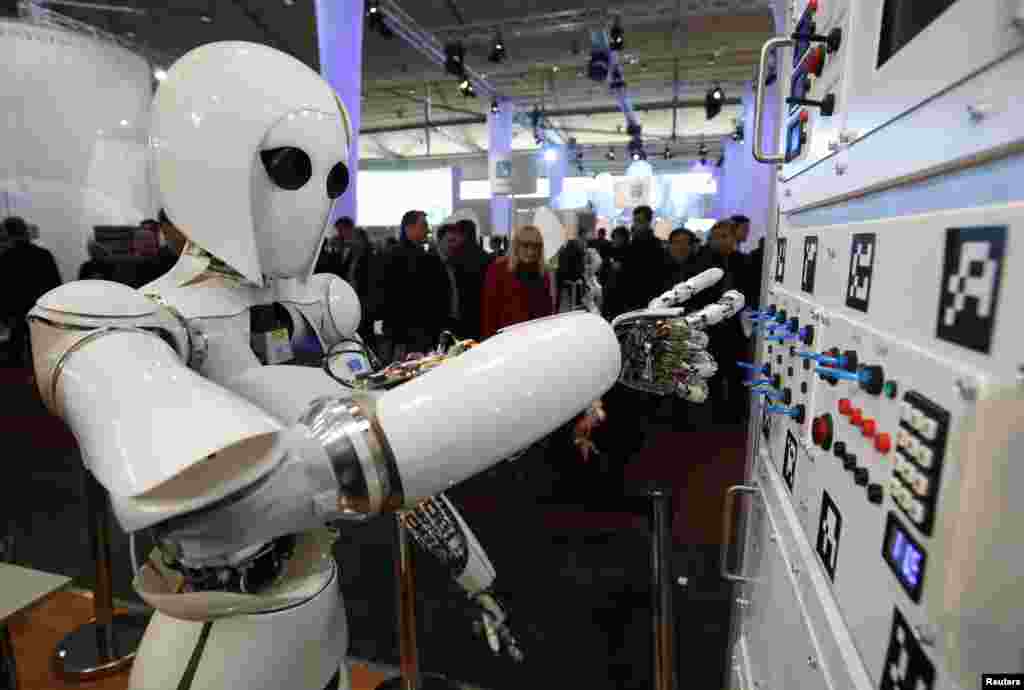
[
  {"xmin": 896, "ymin": 430, "xmax": 934, "ymax": 468},
  {"xmin": 888, "ymin": 479, "xmax": 928, "ymax": 526},
  {"xmin": 900, "ymin": 402, "xmax": 938, "ymax": 440},
  {"xmin": 894, "ymin": 457, "xmax": 931, "ymax": 497}
]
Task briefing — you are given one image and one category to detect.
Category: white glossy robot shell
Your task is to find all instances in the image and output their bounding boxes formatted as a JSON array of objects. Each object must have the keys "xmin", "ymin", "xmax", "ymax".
[{"xmin": 150, "ymin": 41, "xmax": 353, "ymax": 285}]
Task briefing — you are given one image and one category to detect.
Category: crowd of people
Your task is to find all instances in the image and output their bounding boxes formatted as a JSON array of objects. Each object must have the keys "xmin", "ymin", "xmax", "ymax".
[{"xmin": 2, "ymin": 206, "xmax": 764, "ymax": 425}]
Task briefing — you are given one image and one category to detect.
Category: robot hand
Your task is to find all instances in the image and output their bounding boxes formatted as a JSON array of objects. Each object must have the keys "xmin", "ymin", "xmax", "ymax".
[
  {"xmin": 612, "ymin": 268, "xmax": 745, "ymax": 402},
  {"xmin": 470, "ymin": 590, "xmax": 525, "ymax": 662},
  {"xmin": 399, "ymin": 494, "xmax": 525, "ymax": 662}
]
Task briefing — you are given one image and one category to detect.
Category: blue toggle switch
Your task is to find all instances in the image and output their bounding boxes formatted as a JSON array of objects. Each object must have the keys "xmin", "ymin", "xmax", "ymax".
[
  {"xmin": 737, "ymin": 361, "xmax": 770, "ymax": 375},
  {"xmin": 797, "ymin": 351, "xmax": 848, "ymax": 368},
  {"xmin": 815, "ymin": 365, "xmax": 867, "ymax": 382},
  {"xmin": 745, "ymin": 377, "xmax": 772, "ymax": 387},
  {"xmin": 760, "ymin": 389, "xmax": 787, "ymax": 401},
  {"xmin": 766, "ymin": 331, "xmax": 797, "ymax": 343}
]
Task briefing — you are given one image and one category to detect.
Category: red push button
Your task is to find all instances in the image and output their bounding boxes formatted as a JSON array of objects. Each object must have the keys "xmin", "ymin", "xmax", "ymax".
[
  {"xmin": 799, "ymin": 109, "xmax": 810, "ymax": 123},
  {"xmin": 808, "ymin": 0, "xmax": 818, "ymax": 10},
  {"xmin": 875, "ymin": 432, "xmax": 892, "ymax": 454},
  {"xmin": 861, "ymin": 418, "xmax": 877, "ymax": 438},
  {"xmin": 850, "ymin": 408, "xmax": 863, "ymax": 427},
  {"xmin": 812, "ymin": 414, "xmax": 832, "ymax": 447},
  {"xmin": 838, "ymin": 398, "xmax": 853, "ymax": 416},
  {"xmin": 806, "ymin": 46, "xmax": 825, "ymax": 76}
]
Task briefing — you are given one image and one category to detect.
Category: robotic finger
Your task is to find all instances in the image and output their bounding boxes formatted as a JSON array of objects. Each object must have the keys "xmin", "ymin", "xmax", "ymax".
[
  {"xmin": 647, "ymin": 268, "xmax": 725, "ymax": 310},
  {"xmin": 682, "ymin": 290, "xmax": 746, "ymax": 330}
]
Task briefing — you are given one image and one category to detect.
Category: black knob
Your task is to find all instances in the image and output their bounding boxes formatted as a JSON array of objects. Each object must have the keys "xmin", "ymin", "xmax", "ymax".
[
  {"xmin": 793, "ymin": 404, "xmax": 806, "ymax": 425},
  {"xmin": 854, "ymin": 467, "xmax": 869, "ymax": 486},
  {"xmin": 786, "ymin": 93, "xmax": 836, "ymax": 117},
  {"xmin": 787, "ymin": 317, "xmax": 800, "ymax": 333},
  {"xmin": 843, "ymin": 453, "xmax": 857, "ymax": 471},
  {"xmin": 833, "ymin": 441, "xmax": 846, "ymax": 458},
  {"xmin": 800, "ymin": 381, "xmax": 808, "ymax": 394},
  {"xmin": 790, "ymin": 27, "xmax": 842, "ymax": 54},
  {"xmin": 788, "ymin": 366, "xmax": 795, "ymax": 378},
  {"xmin": 781, "ymin": 388, "xmax": 793, "ymax": 406},
  {"xmin": 801, "ymin": 324, "xmax": 815, "ymax": 346},
  {"xmin": 841, "ymin": 349, "xmax": 859, "ymax": 373},
  {"xmin": 867, "ymin": 483, "xmax": 884, "ymax": 505},
  {"xmin": 772, "ymin": 374, "xmax": 783, "ymax": 388},
  {"xmin": 859, "ymin": 365, "xmax": 885, "ymax": 396},
  {"xmin": 777, "ymin": 310, "xmax": 788, "ymax": 323}
]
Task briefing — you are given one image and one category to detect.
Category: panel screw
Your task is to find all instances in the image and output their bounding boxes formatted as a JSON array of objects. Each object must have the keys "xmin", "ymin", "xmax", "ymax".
[
  {"xmin": 677, "ymin": 576, "xmax": 689, "ymax": 587},
  {"xmin": 791, "ymin": 564, "xmax": 801, "ymax": 576},
  {"xmin": 808, "ymin": 656, "xmax": 818, "ymax": 669},
  {"xmin": 954, "ymin": 378, "xmax": 977, "ymax": 401}
]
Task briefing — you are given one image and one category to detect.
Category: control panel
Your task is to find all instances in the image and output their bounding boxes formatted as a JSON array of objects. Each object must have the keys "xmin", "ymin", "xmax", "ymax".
[
  {"xmin": 780, "ymin": 0, "xmax": 851, "ymax": 179},
  {"xmin": 733, "ymin": 201, "xmax": 1023, "ymax": 690}
]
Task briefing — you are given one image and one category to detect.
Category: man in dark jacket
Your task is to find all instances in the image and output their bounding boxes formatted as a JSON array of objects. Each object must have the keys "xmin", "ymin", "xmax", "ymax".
[
  {"xmin": 381, "ymin": 210, "xmax": 449, "ymax": 360},
  {"xmin": 617, "ymin": 205, "xmax": 674, "ymax": 314},
  {"xmin": 686, "ymin": 220, "xmax": 748, "ymax": 424},
  {"xmin": 0, "ymin": 217, "xmax": 62, "ymax": 365},
  {"xmin": 444, "ymin": 219, "xmax": 493, "ymax": 341}
]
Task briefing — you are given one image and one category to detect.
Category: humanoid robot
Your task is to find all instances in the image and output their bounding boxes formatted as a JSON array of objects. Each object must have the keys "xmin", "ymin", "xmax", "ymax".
[{"xmin": 27, "ymin": 42, "xmax": 743, "ymax": 690}]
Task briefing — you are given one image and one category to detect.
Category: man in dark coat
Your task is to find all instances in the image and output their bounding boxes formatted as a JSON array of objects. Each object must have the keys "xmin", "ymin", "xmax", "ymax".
[
  {"xmin": 381, "ymin": 210, "xmax": 449, "ymax": 360},
  {"xmin": 0, "ymin": 217, "xmax": 62, "ymax": 365},
  {"xmin": 617, "ymin": 205, "xmax": 674, "ymax": 313},
  {"xmin": 443, "ymin": 219, "xmax": 493, "ymax": 341}
]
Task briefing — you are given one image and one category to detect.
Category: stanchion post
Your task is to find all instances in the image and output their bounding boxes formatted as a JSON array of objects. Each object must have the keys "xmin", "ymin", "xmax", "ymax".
[
  {"xmin": 650, "ymin": 487, "xmax": 678, "ymax": 690},
  {"xmin": 376, "ymin": 514, "xmax": 459, "ymax": 690},
  {"xmin": 52, "ymin": 467, "xmax": 150, "ymax": 681}
]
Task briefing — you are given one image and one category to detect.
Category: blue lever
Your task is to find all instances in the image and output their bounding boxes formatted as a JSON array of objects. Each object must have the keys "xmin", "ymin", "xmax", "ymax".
[
  {"xmin": 797, "ymin": 351, "xmax": 847, "ymax": 368},
  {"xmin": 815, "ymin": 365, "xmax": 866, "ymax": 382},
  {"xmin": 765, "ymin": 331, "xmax": 797, "ymax": 343},
  {"xmin": 744, "ymin": 377, "xmax": 773, "ymax": 387},
  {"xmin": 760, "ymin": 389, "xmax": 787, "ymax": 401},
  {"xmin": 767, "ymin": 405, "xmax": 800, "ymax": 418},
  {"xmin": 737, "ymin": 361, "xmax": 769, "ymax": 374}
]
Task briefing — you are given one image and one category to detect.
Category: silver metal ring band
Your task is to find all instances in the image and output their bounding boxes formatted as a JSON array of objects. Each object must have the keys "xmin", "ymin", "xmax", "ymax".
[
  {"xmin": 48, "ymin": 326, "xmax": 165, "ymax": 414},
  {"xmin": 297, "ymin": 395, "xmax": 404, "ymax": 518}
]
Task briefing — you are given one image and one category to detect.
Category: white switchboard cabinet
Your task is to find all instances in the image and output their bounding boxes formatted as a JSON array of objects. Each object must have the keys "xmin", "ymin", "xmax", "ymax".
[{"xmin": 729, "ymin": 2, "xmax": 1024, "ymax": 690}]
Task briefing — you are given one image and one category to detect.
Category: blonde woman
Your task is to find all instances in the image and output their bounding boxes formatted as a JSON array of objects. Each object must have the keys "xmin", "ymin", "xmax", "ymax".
[{"xmin": 480, "ymin": 225, "xmax": 555, "ymax": 338}]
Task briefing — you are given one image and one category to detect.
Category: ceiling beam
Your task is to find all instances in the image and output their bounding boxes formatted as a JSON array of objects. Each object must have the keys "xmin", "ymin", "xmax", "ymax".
[
  {"xmin": 432, "ymin": 125, "xmax": 484, "ymax": 153},
  {"xmin": 360, "ymin": 97, "xmax": 741, "ymax": 134}
]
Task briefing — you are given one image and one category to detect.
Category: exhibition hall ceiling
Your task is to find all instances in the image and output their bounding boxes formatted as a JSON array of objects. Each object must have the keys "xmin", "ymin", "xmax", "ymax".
[{"xmin": 39, "ymin": 0, "xmax": 773, "ymax": 159}]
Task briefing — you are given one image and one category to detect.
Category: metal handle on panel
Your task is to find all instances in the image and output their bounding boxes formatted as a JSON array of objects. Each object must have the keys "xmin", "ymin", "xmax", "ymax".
[
  {"xmin": 753, "ymin": 36, "xmax": 796, "ymax": 164},
  {"xmin": 721, "ymin": 484, "xmax": 761, "ymax": 583}
]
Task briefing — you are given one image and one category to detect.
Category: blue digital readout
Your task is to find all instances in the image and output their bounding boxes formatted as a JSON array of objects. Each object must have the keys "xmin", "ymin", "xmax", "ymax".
[{"xmin": 884, "ymin": 513, "xmax": 926, "ymax": 602}]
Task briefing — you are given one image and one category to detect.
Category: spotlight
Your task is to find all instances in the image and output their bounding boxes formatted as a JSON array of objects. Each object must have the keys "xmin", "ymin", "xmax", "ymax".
[
  {"xmin": 366, "ymin": 1, "xmax": 392, "ymax": 37},
  {"xmin": 705, "ymin": 85, "xmax": 724, "ymax": 119},
  {"xmin": 609, "ymin": 19, "xmax": 624, "ymax": 51},
  {"xmin": 445, "ymin": 42, "xmax": 465, "ymax": 77},
  {"xmin": 606, "ymin": 148, "xmax": 616, "ymax": 161},
  {"xmin": 490, "ymin": 100, "xmax": 500, "ymax": 114},
  {"xmin": 489, "ymin": 34, "xmax": 506, "ymax": 63},
  {"xmin": 459, "ymin": 78, "xmax": 476, "ymax": 98},
  {"xmin": 153, "ymin": 67, "xmax": 167, "ymax": 81}
]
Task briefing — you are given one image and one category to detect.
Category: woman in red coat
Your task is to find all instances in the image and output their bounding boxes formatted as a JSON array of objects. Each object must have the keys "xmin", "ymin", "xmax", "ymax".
[{"xmin": 480, "ymin": 224, "xmax": 555, "ymax": 339}]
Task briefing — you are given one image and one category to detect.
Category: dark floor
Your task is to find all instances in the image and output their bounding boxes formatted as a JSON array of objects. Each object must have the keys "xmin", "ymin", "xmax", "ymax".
[{"xmin": 1, "ymin": 362, "xmax": 748, "ymax": 690}]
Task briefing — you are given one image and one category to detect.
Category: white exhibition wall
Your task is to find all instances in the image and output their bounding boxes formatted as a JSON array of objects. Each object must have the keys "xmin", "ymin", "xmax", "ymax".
[{"xmin": 0, "ymin": 20, "xmax": 153, "ymax": 282}]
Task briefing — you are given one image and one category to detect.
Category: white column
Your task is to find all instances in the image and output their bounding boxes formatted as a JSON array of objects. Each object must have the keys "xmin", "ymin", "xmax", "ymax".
[
  {"xmin": 314, "ymin": 0, "xmax": 364, "ymax": 224},
  {"xmin": 487, "ymin": 103, "xmax": 513, "ymax": 236}
]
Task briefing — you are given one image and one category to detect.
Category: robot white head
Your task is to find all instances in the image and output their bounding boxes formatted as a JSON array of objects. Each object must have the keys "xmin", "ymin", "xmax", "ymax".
[{"xmin": 150, "ymin": 41, "xmax": 353, "ymax": 286}]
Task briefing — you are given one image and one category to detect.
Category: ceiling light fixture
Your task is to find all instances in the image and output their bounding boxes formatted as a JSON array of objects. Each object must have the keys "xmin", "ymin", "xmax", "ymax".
[
  {"xmin": 705, "ymin": 85, "xmax": 724, "ymax": 119},
  {"xmin": 609, "ymin": 18, "xmax": 624, "ymax": 51},
  {"xmin": 490, "ymin": 100, "xmax": 500, "ymax": 114},
  {"xmin": 489, "ymin": 33, "xmax": 506, "ymax": 63}
]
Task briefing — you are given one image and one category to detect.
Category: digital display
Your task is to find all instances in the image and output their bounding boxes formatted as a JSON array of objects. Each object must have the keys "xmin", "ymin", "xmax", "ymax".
[
  {"xmin": 877, "ymin": 0, "xmax": 958, "ymax": 68},
  {"xmin": 786, "ymin": 119, "xmax": 804, "ymax": 163},
  {"xmin": 883, "ymin": 513, "xmax": 926, "ymax": 602}
]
